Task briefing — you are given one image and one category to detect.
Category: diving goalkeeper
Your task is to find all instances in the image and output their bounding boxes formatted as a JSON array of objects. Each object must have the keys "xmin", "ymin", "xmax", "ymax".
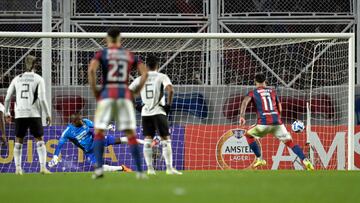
[{"xmin": 48, "ymin": 113, "xmax": 144, "ymax": 172}]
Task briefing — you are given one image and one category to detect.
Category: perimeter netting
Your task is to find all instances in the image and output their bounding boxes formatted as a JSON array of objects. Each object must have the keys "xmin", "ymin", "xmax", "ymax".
[{"xmin": 0, "ymin": 36, "xmax": 350, "ymax": 172}]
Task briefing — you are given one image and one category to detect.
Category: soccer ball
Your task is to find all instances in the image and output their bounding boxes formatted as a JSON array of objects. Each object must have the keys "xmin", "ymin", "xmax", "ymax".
[{"xmin": 291, "ymin": 120, "xmax": 305, "ymax": 133}]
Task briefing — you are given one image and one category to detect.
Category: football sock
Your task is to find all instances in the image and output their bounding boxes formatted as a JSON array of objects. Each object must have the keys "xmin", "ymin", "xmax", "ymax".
[
  {"xmin": 36, "ymin": 141, "xmax": 47, "ymax": 169},
  {"xmin": 120, "ymin": 137, "xmax": 144, "ymax": 144},
  {"xmin": 143, "ymin": 138, "xmax": 153, "ymax": 169},
  {"xmin": 128, "ymin": 136, "xmax": 143, "ymax": 172},
  {"xmin": 14, "ymin": 143, "xmax": 23, "ymax": 169},
  {"xmin": 245, "ymin": 134, "xmax": 262, "ymax": 158},
  {"xmin": 161, "ymin": 140, "xmax": 173, "ymax": 170},
  {"xmin": 103, "ymin": 164, "xmax": 123, "ymax": 172},
  {"xmin": 94, "ymin": 132, "xmax": 105, "ymax": 168},
  {"xmin": 285, "ymin": 140, "xmax": 306, "ymax": 161}
]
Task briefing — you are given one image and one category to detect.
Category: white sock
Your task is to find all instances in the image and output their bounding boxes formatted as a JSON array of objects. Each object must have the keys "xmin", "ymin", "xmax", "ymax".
[
  {"xmin": 36, "ymin": 141, "xmax": 47, "ymax": 169},
  {"xmin": 143, "ymin": 138, "xmax": 153, "ymax": 169},
  {"xmin": 161, "ymin": 140, "xmax": 173, "ymax": 170},
  {"xmin": 120, "ymin": 137, "xmax": 144, "ymax": 145},
  {"xmin": 103, "ymin": 164, "xmax": 123, "ymax": 172},
  {"xmin": 14, "ymin": 143, "xmax": 23, "ymax": 170}
]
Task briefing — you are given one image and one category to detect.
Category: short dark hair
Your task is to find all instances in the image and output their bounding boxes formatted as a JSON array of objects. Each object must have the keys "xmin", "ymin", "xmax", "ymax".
[
  {"xmin": 255, "ymin": 73, "xmax": 266, "ymax": 83},
  {"xmin": 107, "ymin": 28, "xmax": 121, "ymax": 42},
  {"xmin": 70, "ymin": 112, "xmax": 81, "ymax": 122},
  {"xmin": 146, "ymin": 54, "xmax": 159, "ymax": 70}
]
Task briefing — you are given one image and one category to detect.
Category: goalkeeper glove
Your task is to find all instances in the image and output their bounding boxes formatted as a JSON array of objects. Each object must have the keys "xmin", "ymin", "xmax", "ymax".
[
  {"xmin": 48, "ymin": 155, "xmax": 59, "ymax": 168},
  {"xmin": 161, "ymin": 104, "xmax": 171, "ymax": 115}
]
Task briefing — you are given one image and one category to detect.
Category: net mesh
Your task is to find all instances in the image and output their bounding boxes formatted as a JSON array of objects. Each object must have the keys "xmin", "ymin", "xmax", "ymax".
[{"xmin": 0, "ymin": 36, "xmax": 350, "ymax": 172}]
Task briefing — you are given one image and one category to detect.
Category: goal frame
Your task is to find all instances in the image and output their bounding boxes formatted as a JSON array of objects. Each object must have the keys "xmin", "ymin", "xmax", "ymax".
[{"xmin": 0, "ymin": 32, "xmax": 355, "ymax": 170}]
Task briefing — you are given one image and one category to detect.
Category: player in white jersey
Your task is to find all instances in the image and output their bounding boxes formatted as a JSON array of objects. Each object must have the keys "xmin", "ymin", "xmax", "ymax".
[
  {"xmin": 129, "ymin": 55, "xmax": 182, "ymax": 175},
  {"xmin": 4, "ymin": 55, "xmax": 52, "ymax": 175},
  {"xmin": 0, "ymin": 102, "xmax": 6, "ymax": 146}
]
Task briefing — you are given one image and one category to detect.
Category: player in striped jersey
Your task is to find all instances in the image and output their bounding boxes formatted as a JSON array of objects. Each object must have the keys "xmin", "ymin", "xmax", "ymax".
[
  {"xmin": 88, "ymin": 28, "xmax": 148, "ymax": 179},
  {"xmin": 4, "ymin": 55, "xmax": 52, "ymax": 175},
  {"xmin": 239, "ymin": 73, "xmax": 314, "ymax": 170}
]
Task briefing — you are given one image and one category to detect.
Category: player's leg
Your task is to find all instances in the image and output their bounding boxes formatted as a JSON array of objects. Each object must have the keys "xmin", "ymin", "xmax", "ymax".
[
  {"xmin": 142, "ymin": 116, "xmax": 156, "ymax": 174},
  {"xmin": 245, "ymin": 125, "xmax": 269, "ymax": 168},
  {"xmin": 102, "ymin": 136, "xmax": 132, "ymax": 172},
  {"xmin": 30, "ymin": 118, "xmax": 50, "ymax": 174},
  {"xmin": 157, "ymin": 115, "xmax": 182, "ymax": 175},
  {"xmin": 93, "ymin": 99, "xmax": 114, "ymax": 178},
  {"xmin": 13, "ymin": 118, "xmax": 27, "ymax": 175},
  {"xmin": 273, "ymin": 125, "xmax": 314, "ymax": 170},
  {"xmin": 117, "ymin": 99, "xmax": 144, "ymax": 177}
]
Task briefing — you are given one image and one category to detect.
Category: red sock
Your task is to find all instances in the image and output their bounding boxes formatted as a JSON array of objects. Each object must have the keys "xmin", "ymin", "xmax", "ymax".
[
  {"xmin": 94, "ymin": 132, "xmax": 104, "ymax": 141},
  {"xmin": 127, "ymin": 136, "xmax": 138, "ymax": 145},
  {"xmin": 284, "ymin": 140, "xmax": 295, "ymax": 148},
  {"xmin": 245, "ymin": 133, "xmax": 256, "ymax": 144}
]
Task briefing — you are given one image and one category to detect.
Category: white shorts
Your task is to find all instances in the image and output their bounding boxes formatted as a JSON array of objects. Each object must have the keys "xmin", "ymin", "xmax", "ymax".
[
  {"xmin": 247, "ymin": 124, "xmax": 292, "ymax": 142},
  {"xmin": 94, "ymin": 98, "xmax": 136, "ymax": 131}
]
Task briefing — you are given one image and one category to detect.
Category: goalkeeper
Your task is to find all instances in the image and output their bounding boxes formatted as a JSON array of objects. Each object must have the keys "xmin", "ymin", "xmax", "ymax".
[{"xmin": 48, "ymin": 113, "xmax": 144, "ymax": 172}]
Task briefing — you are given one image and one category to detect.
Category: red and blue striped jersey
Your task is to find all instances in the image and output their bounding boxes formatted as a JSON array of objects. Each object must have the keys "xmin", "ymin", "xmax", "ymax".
[
  {"xmin": 247, "ymin": 87, "xmax": 282, "ymax": 125},
  {"xmin": 94, "ymin": 47, "xmax": 141, "ymax": 100}
]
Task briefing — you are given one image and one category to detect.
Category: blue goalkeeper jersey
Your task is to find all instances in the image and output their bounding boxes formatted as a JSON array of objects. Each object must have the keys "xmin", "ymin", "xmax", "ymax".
[{"xmin": 54, "ymin": 119, "xmax": 94, "ymax": 156}]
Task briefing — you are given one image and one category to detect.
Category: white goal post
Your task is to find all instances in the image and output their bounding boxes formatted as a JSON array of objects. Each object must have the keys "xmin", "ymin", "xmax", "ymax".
[{"xmin": 0, "ymin": 32, "xmax": 355, "ymax": 171}]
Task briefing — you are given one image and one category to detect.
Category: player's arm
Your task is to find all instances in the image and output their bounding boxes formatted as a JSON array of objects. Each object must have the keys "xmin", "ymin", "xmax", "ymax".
[
  {"xmin": 4, "ymin": 78, "xmax": 15, "ymax": 123},
  {"xmin": 39, "ymin": 78, "xmax": 51, "ymax": 126},
  {"xmin": 132, "ymin": 62, "xmax": 148, "ymax": 95},
  {"xmin": 48, "ymin": 128, "xmax": 69, "ymax": 167},
  {"xmin": 88, "ymin": 58, "xmax": 100, "ymax": 99},
  {"xmin": 0, "ymin": 111, "xmax": 6, "ymax": 146},
  {"xmin": 239, "ymin": 96, "xmax": 252, "ymax": 126},
  {"xmin": 162, "ymin": 75, "xmax": 174, "ymax": 114},
  {"xmin": 276, "ymin": 95, "xmax": 282, "ymax": 115}
]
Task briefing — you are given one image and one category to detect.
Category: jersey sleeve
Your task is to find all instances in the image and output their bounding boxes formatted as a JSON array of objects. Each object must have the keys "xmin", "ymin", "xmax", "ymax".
[
  {"xmin": 161, "ymin": 74, "xmax": 172, "ymax": 88},
  {"xmin": 128, "ymin": 77, "xmax": 140, "ymax": 91},
  {"xmin": 54, "ymin": 127, "xmax": 70, "ymax": 156},
  {"xmin": 83, "ymin": 119, "xmax": 94, "ymax": 128},
  {"xmin": 246, "ymin": 90, "xmax": 254, "ymax": 98},
  {"xmin": 93, "ymin": 50, "xmax": 103, "ymax": 61},
  {"xmin": 38, "ymin": 77, "xmax": 51, "ymax": 117}
]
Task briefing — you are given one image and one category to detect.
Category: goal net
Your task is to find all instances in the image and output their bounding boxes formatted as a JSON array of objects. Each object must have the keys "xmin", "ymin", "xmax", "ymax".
[{"xmin": 0, "ymin": 33, "xmax": 355, "ymax": 172}]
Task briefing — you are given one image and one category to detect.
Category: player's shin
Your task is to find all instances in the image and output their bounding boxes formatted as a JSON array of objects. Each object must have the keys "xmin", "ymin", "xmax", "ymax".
[
  {"xmin": 36, "ymin": 141, "xmax": 47, "ymax": 169},
  {"xmin": 245, "ymin": 134, "xmax": 262, "ymax": 159},
  {"xmin": 127, "ymin": 135, "xmax": 143, "ymax": 172},
  {"xmin": 284, "ymin": 140, "xmax": 306, "ymax": 161},
  {"xmin": 143, "ymin": 138, "xmax": 154, "ymax": 171},
  {"xmin": 93, "ymin": 131, "xmax": 105, "ymax": 170},
  {"xmin": 161, "ymin": 140, "xmax": 173, "ymax": 170},
  {"xmin": 14, "ymin": 143, "xmax": 23, "ymax": 172}
]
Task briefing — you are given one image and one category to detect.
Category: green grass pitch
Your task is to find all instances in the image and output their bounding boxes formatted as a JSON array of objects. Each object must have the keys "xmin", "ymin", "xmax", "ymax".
[{"xmin": 0, "ymin": 170, "xmax": 358, "ymax": 203}]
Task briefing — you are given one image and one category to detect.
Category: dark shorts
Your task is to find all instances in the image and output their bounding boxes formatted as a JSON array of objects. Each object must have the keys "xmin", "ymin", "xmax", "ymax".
[
  {"xmin": 142, "ymin": 114, "xmax": 169, "ymax": 138},
  {"xmin": 15, "ymin": 117, "xmax": 44, "ymax": 138}
]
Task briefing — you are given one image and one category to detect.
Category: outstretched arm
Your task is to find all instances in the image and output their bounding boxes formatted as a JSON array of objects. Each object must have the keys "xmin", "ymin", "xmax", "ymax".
[
  {"xmin": 239, "ymin": 96, "xmax": 252, "ymax": 126},
  {"xmin": 49, "ymin": 128, "xmax": 69, "ymax": 167}
]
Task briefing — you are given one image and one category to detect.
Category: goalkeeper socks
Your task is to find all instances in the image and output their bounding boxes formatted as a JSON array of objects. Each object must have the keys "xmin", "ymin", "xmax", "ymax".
[
  {"xmin": 285, "ymin": 141, "xmax": 306, "ymax": 161},
  {"xmin": 161, "ymin": 140, "xmax": 173, "ymax": 170},
  {"xmin": 36, "ymin": 141, "xmax": 47, "ymax": 169},
  {"xmin": 128, "ymin": 136, "xmax": 143, "ymax": 172},
  {"xmin": 103, "ymin": 164, "xmax": 123, "ymax": 172},
  {"xmin": 245, "ymin": 135, "xmax": 262, "ymax": 158},
  {"xmin": 94, "ymin": 132, "xmax": 105, "ymax": 168},
  {"xmin": 14, "ymin": 143, "xmax": 23, "ymax": 169},
  {"xmin": 143, "ymin": 138, "xmax": 154, "ymax": 169}
]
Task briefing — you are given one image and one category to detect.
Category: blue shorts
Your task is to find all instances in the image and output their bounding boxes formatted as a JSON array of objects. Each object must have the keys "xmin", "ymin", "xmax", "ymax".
[{"xmin": 86, "ymin": 135, "xmax": 116, "ymax": 165}]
